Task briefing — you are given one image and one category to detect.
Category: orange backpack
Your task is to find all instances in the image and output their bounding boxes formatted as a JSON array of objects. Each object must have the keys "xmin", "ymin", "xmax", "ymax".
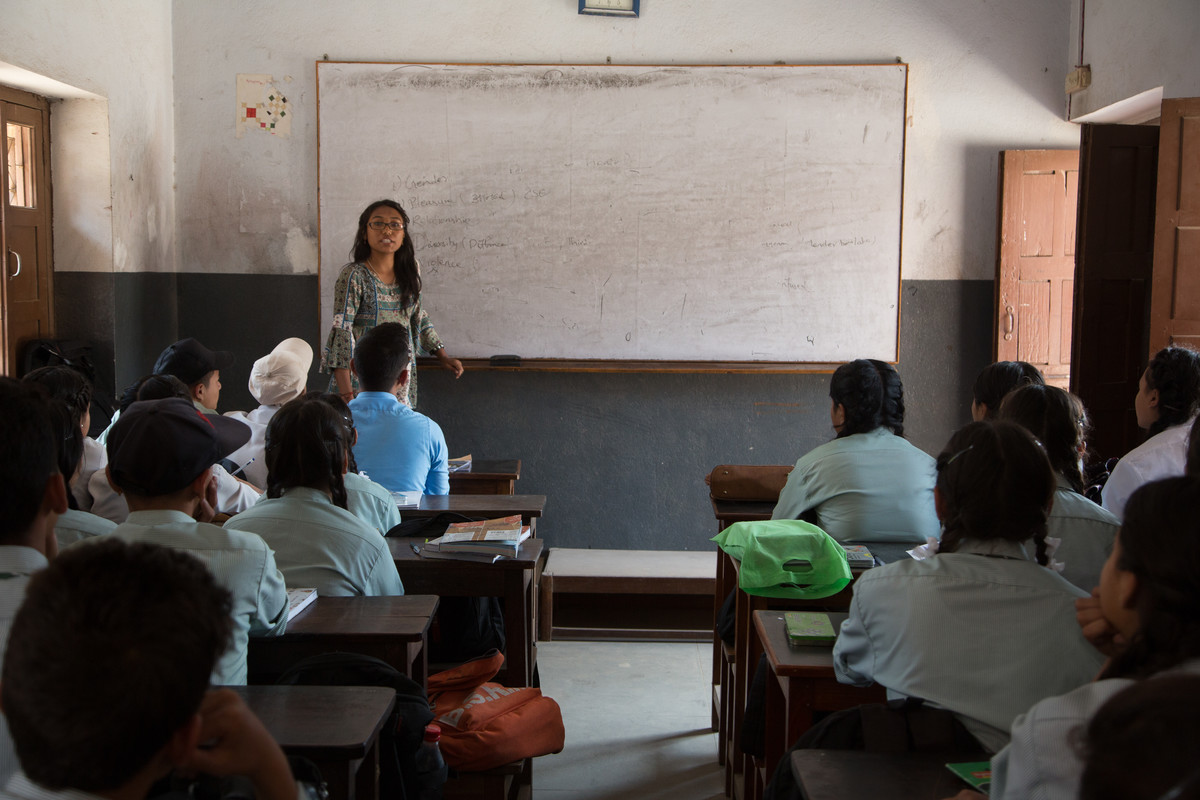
[{"xmin": 427, "ymin": 651, "xmax": 565, "ymax": 771}]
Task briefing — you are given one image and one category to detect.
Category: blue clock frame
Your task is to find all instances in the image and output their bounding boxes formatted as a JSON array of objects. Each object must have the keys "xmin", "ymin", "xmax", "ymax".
[{"xmin": 578, "ymin": 0, "xmax": 640, "ymax": 18}]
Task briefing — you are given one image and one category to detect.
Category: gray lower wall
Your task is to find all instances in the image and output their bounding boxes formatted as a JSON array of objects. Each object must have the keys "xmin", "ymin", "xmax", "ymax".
[{"xmin": 53, "ymin": 273, "xmax": 993, "ymax": 550}]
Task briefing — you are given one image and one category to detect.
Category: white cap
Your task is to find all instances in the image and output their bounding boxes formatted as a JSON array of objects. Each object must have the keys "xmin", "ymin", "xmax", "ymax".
[{"xmin": 248, "ymin": 338, "xmax": 313, "ymax": 406}]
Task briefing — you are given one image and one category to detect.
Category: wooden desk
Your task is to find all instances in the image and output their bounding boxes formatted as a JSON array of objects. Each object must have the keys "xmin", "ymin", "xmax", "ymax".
[
  {"xmin": 401, "ymin": 494, "xmax": 546, "ymax": 534},
  {"xmin": 237, "ymin": 684, "xmax": 396, "ymax": 800},
  {"xmin": 248, "ymin": 595, "xmax": 438, "ymax": 687},
  {"xmin": 791, "ymin": 749, "xmax": 987, "ymax": 800},
  {"xmin": 755, "ymin": 610, "xmax": 888, "ymax": 789},
  {"xmin": 390, "ymin": 537, "xmax": 544, "ymax": 687},
  {"xmin": 449, "ymin": 459, "xmax": 521, "ymax": 495}
]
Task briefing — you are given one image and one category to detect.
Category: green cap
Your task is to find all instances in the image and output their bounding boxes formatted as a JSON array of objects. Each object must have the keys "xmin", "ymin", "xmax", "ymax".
[{"xmin": 712, "ymin": 519, "xmax": 852, "ymax": 599}]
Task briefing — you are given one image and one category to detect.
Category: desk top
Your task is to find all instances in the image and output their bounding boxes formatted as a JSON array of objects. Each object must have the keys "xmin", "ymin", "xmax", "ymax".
[
  {"xmin": 389, "ymin": 536, "xmax": 545, "ymax": 567},
  {"xmin": 452, "ymin": 459, "xmax": 521, "ymax": 479},
  {"xmin": 285, "ymin": 595, "xmax": 438, "ymax": 637},
  {"xmin": 754, "ymin": 610, "xmax": 849, "ymax": 676},
  {"xmin": 236, "ymin": 685, "xmax": 396, "ymax": 757},
  {"xmin": 791, "ymin": 749, "xmax": 988, "ymax": 800},
  {"xmin": 402, "ymin": 494, "xmax": 547, "ymax": 518}
]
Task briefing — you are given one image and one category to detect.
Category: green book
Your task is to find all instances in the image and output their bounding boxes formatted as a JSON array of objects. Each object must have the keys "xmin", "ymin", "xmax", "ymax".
[
  {"xmin": 945, "ymin": 761, "xmax": 991, "ymax": 795},
  {"xmin": 783, "ymin": 611, "xmax": 836, "ymax": 646}
]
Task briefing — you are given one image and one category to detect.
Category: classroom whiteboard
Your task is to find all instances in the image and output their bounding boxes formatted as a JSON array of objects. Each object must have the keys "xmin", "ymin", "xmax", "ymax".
[{"xmin": 317, "ymin": 62, "xmax": 907, "ymax": 364}]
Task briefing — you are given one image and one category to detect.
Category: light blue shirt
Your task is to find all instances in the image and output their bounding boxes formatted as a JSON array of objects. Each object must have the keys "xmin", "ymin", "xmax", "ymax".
[
  {"xmin": 53, "ymin": 508, "xmax": 116, "ymax": 549},
  {"xmin": 1047, "ymin": 475, "xmax": 1119, "ymax": 593},
  {"xmin": 771, "ymin": 427, "xmax": 940, "ymax": 543},
  {"xmin": 344, "ymin": 471, "xmax": 403, "ymax": 537},
  {"xmin": 349, "ymin": 391, "xmax": 449, "ymax": 495},
  {"xmin": 110, "ymin": 510, "xmax": 288, "ymax": 685},
  {"xmin": 226, "ymin": 487, "xmax": 403, "ymax": 597},
  {"xmin": 0, "ymin": 547, "xmax": 48, "ymax": 786},
  {"xmin": 832, "ymin": 538, "xmax": 1105, "ymax": 752}
]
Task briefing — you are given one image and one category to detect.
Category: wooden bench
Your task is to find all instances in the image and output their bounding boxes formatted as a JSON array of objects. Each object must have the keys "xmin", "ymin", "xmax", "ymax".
[{"xmin": 538, "ymin": 548, "xmax": 716, "ymax": 642}]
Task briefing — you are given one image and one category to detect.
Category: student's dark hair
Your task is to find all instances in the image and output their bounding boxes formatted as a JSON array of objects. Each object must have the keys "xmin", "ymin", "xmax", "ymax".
[
  {"xmin": 1188, "ymin": 421, "xmax": 1200, "ymax": 477},
  {"xmin": 265, "ymin": 395, "xmax": 350, "ymax": 510},
  {"xmin": 935, "ymin": 421, "xmax": 1055, "ymax": 565},
  {"xmin": 828, "ymin": 359, "xmax": 905, "ymax": 437},
  {"xmin": 47, "ymin": 401, "xmax": 84, "ymax": 512},
  {"xmin": 0, "ymin": 378, "xmax": 59, "ymax": 544},
  {"xmin": 1102, "ymin": 476, "xmax": 1200, "ymax": 680},
  {"xmin": 998, "ymin": 383, "xmax": 1089, "ymax": 494},
  {"xmin": 1144, "ymin": 346, "xmax": 1200, "ymax": 437},
  {"xmin": 1079, "ymin": 675, "xmax": 1200, "ymax": 800},
  {"xmin": 353, "ymin": 322, "xmax": 413, "ymax": 392},
  {"xmin": 22, "ymin": 365, "xmax": 92, "ymax": 432},
  {"xmin": 971, "ymin": 361, "xmax": 1044, "ymax": 419},
  {"xmin": 351, "ymin": 199, "xmax": 420, "ymax": 307},
  {"xmin": 2, "ymin": 538, "xmax": 233, "ymax": 791},
  {"xmin": 118, "ymin": 373, "xmax": 191, "ymax": 412},
  {"xmin": 315, "ymin": 392, "xmax": 359, "ymax": 473}
]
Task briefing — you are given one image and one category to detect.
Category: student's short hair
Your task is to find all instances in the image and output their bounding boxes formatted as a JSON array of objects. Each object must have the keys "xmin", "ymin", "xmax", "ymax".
[
  {"xmin": 2, "ymin": 538, "xmax": 233, "ymax": 791},
  {"xmin": 353, "ymin": 322, "xmax": 413, "ymax": 392},
  {"xmin": 265, "ymin": 395, "xmax": 351, "ymax": 510},
  {"xmin": 118, "ymin": 373, "xmax": 191, "ymax": 413},
  {"xmin": 998, "ymin": 383, "xmax": 1090, "ymax": 494},
  {"xmin": 971, "ymin": 361, "xmax": 1044, "ymax": 418},
  {"xmin": 828, "ymin": 359, "xmax": 905, "ymax": 437},
  {"xmin": 0, "ymin": 378, "xmax": 59, "ymax": 544},
  {"xmin": 1144, "ymin": 346, "xmax": 1200, "ymax": 437},
  {"xmin": 1079, "ymin": 675, "xmax": 1200, "ymax": 800},
  {"xmin": 22, "ymin": 366, "xmax": 92, "ymax": 431},
  {"xmin": 935, "ymin": 421, "xmax": 1055, "ymax": 565}
]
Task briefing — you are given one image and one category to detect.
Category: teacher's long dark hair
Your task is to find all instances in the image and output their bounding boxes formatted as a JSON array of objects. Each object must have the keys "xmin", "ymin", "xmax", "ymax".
[
  {"xmin": 351, "ymin": 199, "xmax": 421, "ymax": 307},
  {"xmin": 264, "ymin": 395, "xmax": 350, "ymax": 510}
]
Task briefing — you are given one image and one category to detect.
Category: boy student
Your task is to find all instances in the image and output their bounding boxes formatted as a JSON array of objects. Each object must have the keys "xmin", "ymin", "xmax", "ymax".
[
  {"xmin": 106, "ymin": 398, "xmax": 288, "ymax": 685},
  {"xmin": 349, "ymin": 322, "xmax": 450, "ymax": 495},
  {"xmin": 0, "ymin": 538, "xmax": 301, "ymax": 800},
  {"xmin": 0, "ymin": 378, "xmax": 68, "ymax": 785},
  {"xmin": 224, "ymin": 337, "xmax": 314, "ymax": 489},
  {"xmin": 153, "ymin": 336, "xmax": 234, "ymax": 415}
]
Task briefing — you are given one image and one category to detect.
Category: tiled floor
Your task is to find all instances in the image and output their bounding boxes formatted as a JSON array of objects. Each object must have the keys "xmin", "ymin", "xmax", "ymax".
[{"xmin": 533, "ymin": 640, "xmax": 724, "ymax": 800}]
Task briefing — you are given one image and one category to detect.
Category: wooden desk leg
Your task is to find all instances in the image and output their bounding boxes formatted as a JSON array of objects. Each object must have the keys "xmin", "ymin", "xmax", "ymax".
[
  {"xmin": 501, "ymin": 569, "xmax": 531, "ymax": 687},
  {"xmin": 741, "ymin": 598, "xmax": 767, "ymax": 800},
  {"xmin": 314, "ymin": 760, "xmax": 353, "ymax": 800},
  {"xmin": 407, "ymin": 639, "xmax": 428, "ymax": 689},
  {"xmin": 728, "ymin": 576, "xmax": 753, "ymax": 797},
  {"xmin": 355, "ymin": 748, "xmax": 378, "ymax": 800}
]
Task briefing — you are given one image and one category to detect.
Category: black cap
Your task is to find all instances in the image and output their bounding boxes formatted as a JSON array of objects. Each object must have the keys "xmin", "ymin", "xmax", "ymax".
[
  {"xmin": 106, "ymin": 398, "xmax": 251, "ymax": 495},
  {"xmin": 153, "ymin": 338, "xmax": 235, "ymax": 386}
]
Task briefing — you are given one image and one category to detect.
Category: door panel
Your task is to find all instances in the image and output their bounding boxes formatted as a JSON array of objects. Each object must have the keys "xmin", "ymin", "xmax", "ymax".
[{"xmin": 1150, "ymin": 98, "xmax": 1200, "ymax": 352}]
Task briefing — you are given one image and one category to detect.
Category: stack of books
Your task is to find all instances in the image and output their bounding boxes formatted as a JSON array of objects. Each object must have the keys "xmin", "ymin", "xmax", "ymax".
[{"xmin": 421, "ymin": 515, "xmax": 532, "ymax": 561}]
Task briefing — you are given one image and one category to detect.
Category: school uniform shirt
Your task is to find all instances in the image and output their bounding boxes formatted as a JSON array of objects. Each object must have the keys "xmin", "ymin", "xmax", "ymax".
[
  {"xmin": 771, "ymin": 427, "xmax": 940, "ymax": 543},
  {"xmin": 1046, "ymin": 475, "xmax": 1119, "ymax": 593},
  {"xmin": 70, "ymin": 436, "xmax": 106, "ymax": 511},
  {"xmin": 344, "ymin": 470, "xmax": 403, "ymax": 537},
  {"xmin": 87, "ymin": 463, "xmax": 260, "ymax": 524},
  {"xmin": 111, "ymin": 510, "xmax": 288, "ymax": 685},
  {"xmin": 223, "ymin": 404, "xmax": 276, "ymax": 489},
  {"xmin": 1101, "ymin": 419, "xmax": 1195, "ymax": 520},
  {"xmin": 226, "ymin": 487, "xmax": 404, "ymax": 597},
  {"xmin": 0, "ymin": 547, "xmax": 49, "ymax": 787},
  {"xmin": 53, "ymin": 508, "xmax": 116, "ymax": 549},
  {"xmin": 832, "ymin": 538, "xmax": 1105, "ymax": 752},
  {"xmin": 989, "ymin": 659, "xmax": 1200, "ymax": 800},
  {"xmin": 349, "ymin": 391, "xmax": 449, "ymax": 495}
]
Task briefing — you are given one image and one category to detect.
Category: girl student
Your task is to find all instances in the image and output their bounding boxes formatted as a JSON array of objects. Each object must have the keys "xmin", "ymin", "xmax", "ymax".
[
  {"xmin": 984, "ymin": 475, "xmax": 1200, "ymax": 799},
  {"xmin": 832, "ymin": 421, "xmax": 1104, "ymax": 753},
  {"xmin": 314, "ymin": 392, "xmax": 402, "ymax": 538},
  {"xmin": 969, "ymin": 360, "xmax": 1044, "ymax": 421},
  {"xmin": 321, "ymin": 199, "xmax": 462, "ymax": 408},
  {"xmin": 224, "ymin": 395, "xmax": 403, "ymax": 597},
  {"xmin": 998, "ymin": 383, "xmax": 1119, "ymax": 592},
  {"xmin": 771, "ymin": 358, "xmax": 939, "ymax": 543}
]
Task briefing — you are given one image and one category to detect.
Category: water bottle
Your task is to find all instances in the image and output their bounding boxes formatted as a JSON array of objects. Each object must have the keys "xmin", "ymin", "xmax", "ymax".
[{"xmin": 414, "ymin": 723, "xmax": 448, "ymax": 799}]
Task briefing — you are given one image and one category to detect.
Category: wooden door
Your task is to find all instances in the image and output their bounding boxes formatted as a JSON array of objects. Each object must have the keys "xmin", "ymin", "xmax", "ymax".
[
  {"xmin": 0, "ymin": 86, "xmax": 53, "ymax": 376},
  {"xmin": 996, "ymin": 150, "xmax": 1080, "ymax": 387},
  {"xmin": 1149, "ymin": 98, "xmax": 1200, "ymax": 354},
  {"xmin": 1071, "ymin": 124, "xmax": 1160, "ymax": 465}
]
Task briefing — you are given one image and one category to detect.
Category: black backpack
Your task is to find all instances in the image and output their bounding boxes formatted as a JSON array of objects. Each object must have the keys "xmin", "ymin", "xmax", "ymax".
[{"xmin": 276, "ymin": 652, "xmax": 436, "ymax": 800}]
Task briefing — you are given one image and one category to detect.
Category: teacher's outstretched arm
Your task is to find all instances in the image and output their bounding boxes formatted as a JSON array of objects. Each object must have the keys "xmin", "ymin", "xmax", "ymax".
[{"xmin": 434, "ymin": 347, "xmax": 464, "ymax": 378}]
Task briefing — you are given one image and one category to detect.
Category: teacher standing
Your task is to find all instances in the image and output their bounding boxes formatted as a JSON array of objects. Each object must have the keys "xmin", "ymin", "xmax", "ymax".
[{"xmin": 321, "ymin": 199, "xmax": 463, "ymax": 408}]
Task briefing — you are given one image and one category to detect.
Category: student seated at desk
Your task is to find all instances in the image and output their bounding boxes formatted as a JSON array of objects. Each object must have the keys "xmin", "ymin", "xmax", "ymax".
[
  {"xmin": 349, "ymin": 322, "xmax": 449, "ymax": 495},
  {"xmin": 225, "ymin": 396, "xmax": 404, "ymax": 596},
  {"xmin": 771, "ymin": 359, "xmax": 939, "ymax": 543},
  {"xmin": 970, "ymin": 360, "xmax": 1043, "ymax": 421},
  {"xmin": 153, "ymin": 336, "xmax": 234, "ymax": 416},
  {"xmin": 833, "ymin": 421, "xmax": 1103, "ymax": 753},
  {"xmin": 105, "ymin": 398, "xmax": 288, "ymax": 685},
  {"xmin": 21, "ymin": 365, "xmax": 106, "ymax": 512},
  {"xmin": 315, "ymin": 392, "xmax": 402, "ymax": 537},
  {"xmin": 0, "ymin": 538, "xmax": 301, "ymax": 800}
]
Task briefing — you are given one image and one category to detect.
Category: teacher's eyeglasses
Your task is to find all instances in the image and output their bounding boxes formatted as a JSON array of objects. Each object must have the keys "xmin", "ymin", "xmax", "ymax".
[{"xmin": 368, "ymin": 220, "xmax": 405, "ymax": 232}]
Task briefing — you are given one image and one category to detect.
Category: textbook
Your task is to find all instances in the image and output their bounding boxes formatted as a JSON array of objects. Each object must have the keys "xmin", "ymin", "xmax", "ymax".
[
  {"xmin": 391, "ymin": 490, "xmax": 421, "ymax": 508},
  {"xmin": 425, "ymin": 515, "xmax": 531, "ymax": 558},
  {"xmin": 945, "ymin": 761, "xmax": 991, "ymax": 795},
  {"xmin": 842, "ymin": 544, "xmax": 875, "ymax": 569},
  {"xmin": 784, "ymin": 611, "xmax": 837, "ymax": 646},
  {"xmin": 449, "ymin": 454, "xmax": 472, "ymax": 473},
  {"xmin": 286, "ymin": 588, "xmax": 317, "ymax": 620}
]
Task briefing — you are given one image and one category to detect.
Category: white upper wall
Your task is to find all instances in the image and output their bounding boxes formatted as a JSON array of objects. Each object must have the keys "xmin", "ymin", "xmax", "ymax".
[
  {"xmin": 171, "ymin": 0, "xmax": 1079, "ymax": 282},
  {"xmin": 1068, "ymin": 0, "xmax": 1200, "ymax": 120},
  {"xmin": 0, "ymin": 0, "xmax": 175, "ymax": 274}
]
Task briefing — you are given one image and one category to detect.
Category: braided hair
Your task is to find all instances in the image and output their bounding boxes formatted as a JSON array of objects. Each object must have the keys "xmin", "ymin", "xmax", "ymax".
[
  {"xmin": 314, "ymin": 392, "xmax": 359, "ymax": 474},
  {"xmin": 998, "ymin": 383, "xmax": 1090, "ymax": 494},
  {"xmin": 971, "ymin": 361, "xmax": 1044, "ymax": 420},
  {"xmin": 264, "ymin": 395, "xmax": 350, "ymax": 510},
  {"xmin": 1102, "ymin": 476, "xmax": 1200, "ymax": 680},
  {"xmin": 934, "ymin": 421, "xmax": 1055, "ymax": 565},
  {"xmin": 22, "ymin": 366, "xmax": 92, "ymax": 433},
  {"xmin": 1144, "ymin": 346, "xmax": 1200, "ymax": 438},
  {"xmin": 829, "ymin": 359, "xmax": 906, "ymax": 438}
]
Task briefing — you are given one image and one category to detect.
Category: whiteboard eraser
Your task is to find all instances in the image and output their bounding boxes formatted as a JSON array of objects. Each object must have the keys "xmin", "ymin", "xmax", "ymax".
[{"xmin": 490, "ymin": 355, "xmax": 522, "ymax": 366}]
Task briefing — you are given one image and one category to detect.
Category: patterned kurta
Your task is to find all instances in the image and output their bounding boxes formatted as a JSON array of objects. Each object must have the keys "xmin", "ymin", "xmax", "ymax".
[{"xmin": 321, "ymin": 261, "xmax": 444, "ymax": 409}]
